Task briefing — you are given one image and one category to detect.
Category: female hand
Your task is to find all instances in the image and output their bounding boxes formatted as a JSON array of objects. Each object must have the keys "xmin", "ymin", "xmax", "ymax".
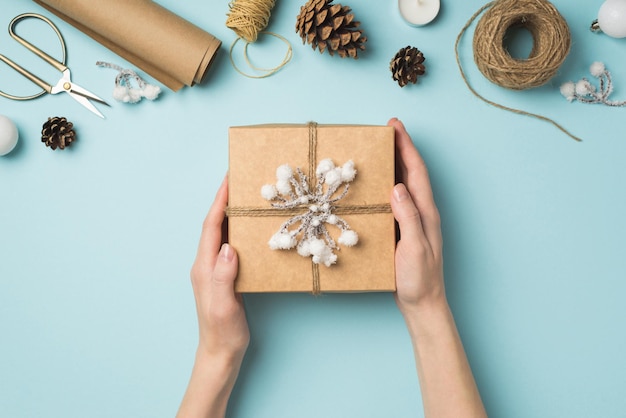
[
  {"xmin": 387, "ymin": 118, "xmax": 487, "ymax": 418},
  {"xmin": 190, "ymin": 177, "xmax": 249, "ymax": 362},
  {"xmin": 178, "ymin": 177, "xmax": 249, "ymax": 418},
  {"xmin": 388, "ymin": 118, "xmax": 445, "ymax": 316}
]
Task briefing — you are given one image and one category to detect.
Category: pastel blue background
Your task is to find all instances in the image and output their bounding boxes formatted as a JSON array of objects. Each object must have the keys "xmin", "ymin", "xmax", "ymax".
[{"xmin": 1, "ymin": 0, "xmax": 625, "ymax": 417}]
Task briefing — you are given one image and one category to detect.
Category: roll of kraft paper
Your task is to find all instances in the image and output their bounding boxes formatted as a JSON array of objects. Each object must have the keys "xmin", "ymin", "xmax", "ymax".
[{"xmin": 33, "ymin": 0, "xmax": 222, "ymax": 91}]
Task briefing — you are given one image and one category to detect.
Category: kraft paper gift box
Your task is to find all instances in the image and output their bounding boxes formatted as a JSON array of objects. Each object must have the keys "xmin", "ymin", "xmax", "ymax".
[{"xmin": 228, "ymin": 123, "xmax": 396, "ymax": 293}]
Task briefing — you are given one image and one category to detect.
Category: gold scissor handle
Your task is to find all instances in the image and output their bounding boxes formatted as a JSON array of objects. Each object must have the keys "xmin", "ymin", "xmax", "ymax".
[
  {"xmin": 0, "ymin": 13, "xmax": 67, "ymax": 101},
  {"xmin": 9, "ymin": 13, "xmax": 67, "ymax": 72},
  {"xmin": 0, "ymin": 54, "xmax": 52, "ymax": 92}
]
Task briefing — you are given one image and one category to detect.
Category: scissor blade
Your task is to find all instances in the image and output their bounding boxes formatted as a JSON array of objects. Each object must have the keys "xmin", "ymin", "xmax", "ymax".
[
  {"xmin": 69, "ymin": 84, "xmax": 110, "ymax": 106},
  {"xmin": 67, "ymin": 91, "xmax": 105, "ymax": 119}
]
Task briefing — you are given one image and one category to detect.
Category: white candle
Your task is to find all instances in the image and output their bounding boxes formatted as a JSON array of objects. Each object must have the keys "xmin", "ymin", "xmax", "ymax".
[{"xmin": 398, "ymin": 0, "xmax": 440, "ymax": 26}]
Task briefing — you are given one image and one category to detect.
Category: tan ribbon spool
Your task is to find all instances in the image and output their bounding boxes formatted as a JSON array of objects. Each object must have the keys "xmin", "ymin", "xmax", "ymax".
[
  {"xmin": 225, "ymin": 0, "xmax": 292, "ymax": 78},
  {"xmin": 455, "ymin": 0, "xmax": 582, "ymax": 141},
  {"xmin": 226, "ymin": 122, "xmax": 392, "ymax": 295},
  {"xmin": 473, "ymin": 0, "xmax": 571, "ymax": 90}
]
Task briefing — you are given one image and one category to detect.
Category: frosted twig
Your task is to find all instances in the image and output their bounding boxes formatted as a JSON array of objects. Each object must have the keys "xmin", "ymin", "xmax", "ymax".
[
  {"xmin": 560, "ymin": 62, "xmax": 626, "ymax": 107},
  {"xmin": 262, "ymin": 159, "xmax": 359, "ymax": 267}
]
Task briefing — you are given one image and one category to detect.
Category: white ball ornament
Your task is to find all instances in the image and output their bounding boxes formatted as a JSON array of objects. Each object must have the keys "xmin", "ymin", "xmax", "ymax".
[
  {"xmin": 575, "ymin": 80, "xmax": 592, "ymax": 95},
  {"xmin": 276, "ymin": 179, "xmax": 292, "ymax": 195},
  {"xmin": 340, "ymin": 160, "xmax": 356, "ymax": 182},
  {"xmin": 261, "ymin": 184, "xmax": 278, "ymax": 200},
  {"xmin": 324, "ymin": 253, "xmax": 337, "ymax": 267},
  {"xmin": 598, "ymin": 0, "xmax": 626, "ymax": 38},
  {"xmin": 325, "ymin": 168, "xmax": 342, "ymax": 187},
  {"xmin": 590, "ymin": 62, "xmax": 606, "ymax": 77},
  {"xmin": 338, "ymin": 230, "xmax": 359, "ymax": 247},
  {"xmin": 0, "ymin": 115, "xmax": 19, "ymax": 156},
  {"xmin": 276, "ymin": 164, "xmax": 293, "ymax": 181},
  {"xmin": 269, "ymin": 232, "xmax": 296, "ymax": 250},
  {"xmin": 112, "ymin": 85, "xmax": 128, "ymax": 101},
  {"xmin": 142, "ymin": 84, "xmax": 161, "ymax": 100},
  {"xmin": 127, "ymin": 88, "xmax": 143, "ymax": 103},
  {"xmin": 308, "ymin": 239, "xmax": 326, "ymax": 256},
  {"xmin": 297, "ymin": 240, "xmax": 312, "ymax": 257},
  {"xmin": 560, "ymin": 82, "xmax": 576, "ymax": 101},
  {"xmin": 316, "ymin": 158, "xmax": 335, "ymax": 176}
]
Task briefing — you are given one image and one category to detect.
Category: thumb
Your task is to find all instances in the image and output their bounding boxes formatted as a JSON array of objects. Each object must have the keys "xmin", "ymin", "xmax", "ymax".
[
  {"xmin": 211, "ymin": 243, "xmax": 239, "ymax": 298},
  {"xmin": 391, "ymin": 183, "xmax": 425, "ymax": 243}
]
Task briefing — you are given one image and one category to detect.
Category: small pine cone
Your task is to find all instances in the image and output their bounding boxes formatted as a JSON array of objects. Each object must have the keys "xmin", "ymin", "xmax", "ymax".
[
  {"xmin": 41, "ymin": 117, "xmax": 76, "ymax": 150},
  {"xmin": 295, "ymin": 0, "xmax": 367, "ymax": 59},
  {"xmin": 390, "ymin": 46, "xmax": 426, "ymax": 87}
]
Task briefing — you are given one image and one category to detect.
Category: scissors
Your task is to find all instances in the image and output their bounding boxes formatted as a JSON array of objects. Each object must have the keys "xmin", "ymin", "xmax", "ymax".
[{"xmin": 0, "ymin": 13, "xmax": 108, "ymax": 118}]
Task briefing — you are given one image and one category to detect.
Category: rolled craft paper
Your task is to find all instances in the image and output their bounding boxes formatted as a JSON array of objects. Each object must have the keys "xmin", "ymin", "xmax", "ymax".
[
  {"xmin": 33, "ymin": 0, "xmax": 222, "ymax": 91},
  {"xmin": 398, "ymin": 0, "xmax": 440, "ymax": 26}
]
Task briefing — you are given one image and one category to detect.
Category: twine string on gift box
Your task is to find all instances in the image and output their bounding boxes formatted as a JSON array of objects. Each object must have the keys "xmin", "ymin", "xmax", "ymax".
[
  {"xmin": 455, "ymin": 0, "xmax": 582, "ymax": 142},
  {"xmin": 225, "ymin": 205, "xmax": 393, "ymax": 217},
  {"xmin": 226, "ymin": 122, "xmax": 392, "ymax": 295}
]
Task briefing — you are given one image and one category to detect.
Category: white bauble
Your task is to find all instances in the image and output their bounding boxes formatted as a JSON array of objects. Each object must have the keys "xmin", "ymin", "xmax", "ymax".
[
  {"xmin": 598, "ymin": 0, "xmax": 626, "ymax": 38},
  {"xmin": 0, "ymin": 115, "xmax": 18, "ymax": 156}
]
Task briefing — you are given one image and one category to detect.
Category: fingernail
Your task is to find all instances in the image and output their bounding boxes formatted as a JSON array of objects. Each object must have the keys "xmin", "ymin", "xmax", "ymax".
[
  {"xmin": 219, "ymin": 243, "xmax": 234, "ymax": 261},
  {"xmin": 393, "ymin": 184, "xmax": 409, "ymax": 201}
]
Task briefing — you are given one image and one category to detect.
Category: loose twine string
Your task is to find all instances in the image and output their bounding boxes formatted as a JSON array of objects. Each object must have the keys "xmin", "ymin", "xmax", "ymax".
[
  {"xmin": 226, "ymin": 122, "xmax": 392, "ymax": 295},
  {"xmin": 455, "ymin": 0, "xmax": 582, "ymax": 142},
  {"xmin": 226, "ymin": 0, "xmax": 292, "ymax": 78}
]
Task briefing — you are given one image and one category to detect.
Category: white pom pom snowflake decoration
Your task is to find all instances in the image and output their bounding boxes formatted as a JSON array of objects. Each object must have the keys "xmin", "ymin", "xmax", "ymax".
[
  {"xmin": 560, "ymin": 62, "xmax": 626, "ymax": 107},
  {"xmin": 261, "ymin": 159, "xmax": 359, "ymax": 267},
  {"xmin": 97, "ymin": 61, "xmax": 161, "ymax": 104}
]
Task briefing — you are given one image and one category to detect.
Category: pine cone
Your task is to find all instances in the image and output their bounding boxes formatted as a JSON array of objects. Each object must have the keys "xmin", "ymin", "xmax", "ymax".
[
  {"xmin": 41, "ymin": 117, "xmax": 76, "ymax": 150},
  {"xmin": 390, "ymin": 46, "xmax": 426, "ymax": 87},
  {"xmin": 295, "ymin": 0, "xmax": 366, "ymax": 59}
]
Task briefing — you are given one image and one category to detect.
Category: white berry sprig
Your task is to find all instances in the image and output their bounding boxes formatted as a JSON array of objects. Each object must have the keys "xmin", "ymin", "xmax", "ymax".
[
  {"xmin": 560, "ymin": 62, "xmax": 626, "ymax": 107},
  {"xmin": 262, "ymin": 159, "xmax": 358, "ymax": 267}
]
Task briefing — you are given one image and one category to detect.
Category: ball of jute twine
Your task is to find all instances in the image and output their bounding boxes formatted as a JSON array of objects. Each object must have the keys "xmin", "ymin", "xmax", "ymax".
[
  {"xmin": 455, "ymin": 0, "xmax": 582, "ymax": 141},
  {"xmin": 474, "ymin": 0, "xmax": 570, "ymax": 90},
  {"xmin": 226, "ymin": 0, "xmax": 292, "ymax": 78},
  {"xmin": 226, "ymin": 0, "xmax": 275, "ymax": 43}
]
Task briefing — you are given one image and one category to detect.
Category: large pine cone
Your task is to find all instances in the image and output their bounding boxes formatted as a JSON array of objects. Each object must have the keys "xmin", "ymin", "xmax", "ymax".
[
  {"xmin": 41, "ymin": 117, "xmax": 76, "ymax": 150},
  {"xmin": 390, "ymin": 46, "xmax": 426, "ymax": 87},
  {"xmin": 295, "ymin": 0, "xmax": 366, "ymax": 59}
]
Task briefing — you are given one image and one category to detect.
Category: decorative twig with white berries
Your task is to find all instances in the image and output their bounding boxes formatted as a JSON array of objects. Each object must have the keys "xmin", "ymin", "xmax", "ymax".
[
  {"xmin": 261, "ymin": 159, "xmax": 359, "ymax": 267},
  {"xmin": 560, "ymin": 62, "xmax": 626, "ymax": 107}
]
